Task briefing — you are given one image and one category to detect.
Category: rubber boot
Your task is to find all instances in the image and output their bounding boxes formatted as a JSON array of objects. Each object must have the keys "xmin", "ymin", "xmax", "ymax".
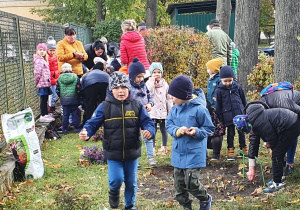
[{"xmin": 109, "ymin": 189, "xmax": 120, "ymax": 208}]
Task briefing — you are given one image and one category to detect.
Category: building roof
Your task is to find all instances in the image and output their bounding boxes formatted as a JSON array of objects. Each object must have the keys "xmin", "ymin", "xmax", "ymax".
[{"xmin": 166, "ymin": 0, "xmax": 236, "ymax": 15}]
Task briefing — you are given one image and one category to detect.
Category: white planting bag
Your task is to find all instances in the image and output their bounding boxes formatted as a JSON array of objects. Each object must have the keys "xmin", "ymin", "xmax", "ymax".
[{"xmin": 1, "ymin": 108, "xmax": 44, "ymax": 179}]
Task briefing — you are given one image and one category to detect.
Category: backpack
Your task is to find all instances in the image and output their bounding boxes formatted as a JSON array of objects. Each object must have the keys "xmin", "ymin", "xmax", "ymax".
[{"xmin": 45, "ymin": 124, "xmax": 62, "ymax": 140}]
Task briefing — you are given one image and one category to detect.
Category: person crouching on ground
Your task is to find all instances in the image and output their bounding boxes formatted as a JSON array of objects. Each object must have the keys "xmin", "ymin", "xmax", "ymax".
[
  {"xmin": 166, "ymin": 75, "xmax": 215, "ymax": 210},
  {"xmin": 234, "ymin": 101, "xmax": 300, "ymax": 193},
  {"xmin": 79, "ymin": 72, "xmax": 155, "ymax": 210},
  {"xmin": 57, "ymin": 63, "xmax": 81, "ymax": 134}
]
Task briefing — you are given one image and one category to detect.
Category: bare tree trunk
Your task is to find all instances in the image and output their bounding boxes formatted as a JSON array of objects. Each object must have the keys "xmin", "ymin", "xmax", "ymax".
[
  {"xmin": 146, "ymin": 0, "xmax": 157, "ymax": 28},
  {"xmin": 274, "ymin": 0, "xmax": 300, "ymax": 83},
  {"xmin": 96, "ymin": 0, "xmax": 105, "ymax": 23},
  {"xmin": 216, "ymin": 0, "xmax": 232, "ymax": 35},
  {"xmin": 234, "ymin": 0, "xmax": 260, "ymax": 91}
]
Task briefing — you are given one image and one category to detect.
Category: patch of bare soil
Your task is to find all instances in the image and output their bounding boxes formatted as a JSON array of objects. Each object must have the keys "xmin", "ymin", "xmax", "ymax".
[{"xmin": 138, "ymin": 160, "xmax": 272, "ymax": 202}]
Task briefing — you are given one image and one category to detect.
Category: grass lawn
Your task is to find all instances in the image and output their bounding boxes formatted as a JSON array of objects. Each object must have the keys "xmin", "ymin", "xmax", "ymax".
[{"xmin": 1, "ymin": 131, "xmax": 300, "ymax": 209}]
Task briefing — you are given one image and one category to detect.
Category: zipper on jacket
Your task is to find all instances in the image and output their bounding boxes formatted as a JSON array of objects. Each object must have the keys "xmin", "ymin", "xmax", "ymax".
[{"xmin": 122, "ymin": 103, "xmax": 125, "ymax": 160}]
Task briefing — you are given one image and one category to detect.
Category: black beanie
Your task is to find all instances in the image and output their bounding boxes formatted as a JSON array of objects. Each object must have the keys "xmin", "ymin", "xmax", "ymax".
[
  {"xmin": 168, "ymin": 75, "xmax": 193, "ymax": 100},
  {"xmin": 219, "ymin": 66, "xmax": 234, "ymax": 78},
  {"xmin": 128, "ymin": 57, "xmax": 145, "ymax": 82},
  {"xmin": 111, "ymin": 58, "xmax": 121, "ymax": 72},
  {"xmin": 93, "ymin": 62, "xmax": 104, "ymax": 71}
]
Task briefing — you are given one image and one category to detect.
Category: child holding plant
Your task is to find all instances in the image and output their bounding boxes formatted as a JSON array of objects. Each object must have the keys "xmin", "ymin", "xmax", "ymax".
[
  {"xmin": 146, "ymin": 62, "xmax": 173, "ymax": 154},
  {"xmin": 79, "ymin": 71, "xmax": 155, "ymax": 210}
]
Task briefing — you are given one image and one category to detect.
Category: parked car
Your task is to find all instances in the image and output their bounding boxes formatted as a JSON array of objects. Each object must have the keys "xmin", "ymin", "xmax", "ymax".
[{"xmin": 258, "ymin": 42, "xmax": 274, "ymax": 57}]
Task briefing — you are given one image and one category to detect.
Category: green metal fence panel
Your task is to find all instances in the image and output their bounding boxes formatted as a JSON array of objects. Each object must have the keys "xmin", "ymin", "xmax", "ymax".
[
  {"xmin": 0, "ymin": 10, "xmax": 93, "ymax": 141},
  {"xmin": 174, "ymin": 13, "xmax": 235, "ymax": 40}
]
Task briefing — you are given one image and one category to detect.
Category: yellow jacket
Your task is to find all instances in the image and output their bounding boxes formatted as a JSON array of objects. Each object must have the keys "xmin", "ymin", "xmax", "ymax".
[{"xmin": 56, "ymin": 38, "xmax": 88, "ymax": 75}]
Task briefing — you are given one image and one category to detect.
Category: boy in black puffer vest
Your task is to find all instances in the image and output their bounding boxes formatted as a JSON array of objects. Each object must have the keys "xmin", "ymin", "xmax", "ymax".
[
  {"xmin": 57, "ymin": 63, "xmax": 81, "ymax": 134},
  {"xmin": 79, "ymin": 71, "xmax": 155, "ymax": 210}
]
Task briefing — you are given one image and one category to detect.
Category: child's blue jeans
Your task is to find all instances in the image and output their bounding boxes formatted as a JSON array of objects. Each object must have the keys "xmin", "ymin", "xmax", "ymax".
[
  {"xmin": 143, "ymin": 137, "xmax": 154, "ymax": 158},
  {"xmin": 107, "ymin": 159, "xmax": 138, "ymax": 208},
  {"xmin": 49, "ymin": 85, "xmax": 57, "ymax": 107},
  {"xmin": 62, "ymin": 105, "xmax": 80, "ymax": 130},
  {"xmin": 286, "ymin": 137, "xmax": 298, "ymax": 164}
]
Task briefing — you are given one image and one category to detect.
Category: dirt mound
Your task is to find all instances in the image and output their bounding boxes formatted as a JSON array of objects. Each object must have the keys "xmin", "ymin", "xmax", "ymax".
[{"xmin": 138, "ymin": 161, "xmax": 272, "ymax": 202}]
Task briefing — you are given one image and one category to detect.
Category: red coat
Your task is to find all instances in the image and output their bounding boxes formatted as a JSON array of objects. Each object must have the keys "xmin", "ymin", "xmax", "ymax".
[
  {"xmin": 120, "ymin": 31, "xmax": 150, "ymax": 70},
  {"xmin": 48, "ymin": 54, "xmax": 60, "ymax": 85}
]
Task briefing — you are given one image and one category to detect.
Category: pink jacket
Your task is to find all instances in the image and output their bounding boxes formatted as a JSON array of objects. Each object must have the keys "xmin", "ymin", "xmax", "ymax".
[
  {"xmin": 146, "ymin": 78, "xmax": 173, "ymax": 119},
  {"xmin": 120, "ymin": 31, "xmax": 150, "ymax": 69},
  {"xmin": 33, "ymin": 54, "xmax": 51, "ymax": 88}
]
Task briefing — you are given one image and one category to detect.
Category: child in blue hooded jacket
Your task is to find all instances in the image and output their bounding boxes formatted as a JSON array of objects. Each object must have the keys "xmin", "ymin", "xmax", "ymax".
[
  {"xmin": 166, "ymin": 75, "xmax": 215, "ymax": 210},
  {"xmin": 79, "ymin": 71, "xmax": 155, "ymax": 210}
]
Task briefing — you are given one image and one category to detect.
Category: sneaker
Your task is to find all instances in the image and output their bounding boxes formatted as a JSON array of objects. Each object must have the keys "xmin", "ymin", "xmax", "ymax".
[
  {"xmin": 267, "ymin": 176, "xmax": 286, "ymax": 187},
  {"xmin": 210, "ymin": 153, "xmax": 220, "ymax": 161},
  {"xmin": 39, "ymin": 116, "xmax": 53, "ymax": 123},
  {"xmin": 227, "ymin": 148, "xmax": 235, "ymax": 161},
  {"xmin": 263, "ymin": 182, "xmax": 285, "ymax": 194},
  {"xmin": 148, "ymin": 157, "xmax": 157, "ymax": 167},
  {"xmin": 283, "ymin": 165, "xmax": 294, "ymax": 176},
  {"xmin": 45, "ymin": 115, "xmax": 55, "ymax": 122},
  {"xmin": 199, "ymin": 194, "xmax": 212, "ymax": 210}
]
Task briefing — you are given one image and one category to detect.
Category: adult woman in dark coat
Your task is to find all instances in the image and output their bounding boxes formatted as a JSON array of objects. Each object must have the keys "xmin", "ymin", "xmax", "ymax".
[{"xmin": 83, "ymin": 40, "xmax": 108, "ymax": 70}]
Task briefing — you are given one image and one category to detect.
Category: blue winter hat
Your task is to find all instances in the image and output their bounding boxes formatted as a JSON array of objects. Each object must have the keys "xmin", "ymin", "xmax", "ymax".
[
  {"xmin": 233, "ymin": 115, "xmax": 252, "ymax": 133},
  {"xmin": 149, "ymin": 62, "xmax": 163, "ymax": 75},
  {"xmin": 168, "ymin": 75, "xmax": 193, "ymax": 100},
  {"xmin": 128, "ymin": 57, "xmax": 145, "ymax": 82},
  {"xmin": 219, "ymin": 66, "xmax": 234, "ymax": 78}
]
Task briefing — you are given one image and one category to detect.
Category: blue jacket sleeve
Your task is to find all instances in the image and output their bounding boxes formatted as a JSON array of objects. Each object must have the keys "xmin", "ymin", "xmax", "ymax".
[
  {"xmin": 139, "ymin": 104, "xmax": 155, "ymax": 138},
  {"xmin": 214, "ymin": 88, "xmax": 224, "ymax": 123},
  {"xmin": 83, "ymin": 103, "xmax": 105, "ymax": 138},
  {"xmin": 193, "ymin": 107, "xmax": 215, "ymax": 139},
  {"xmin": 166, "ymin": 112, "xmax": 180, "ymax": 138}
]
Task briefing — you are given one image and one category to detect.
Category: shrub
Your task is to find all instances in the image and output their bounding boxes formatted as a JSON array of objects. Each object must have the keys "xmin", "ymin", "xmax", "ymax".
[
  {"xmin": 145, "ymin": 25, "xmax": 214, "ymax": 89},
  {"xmin": 93, "ymin": 19, "xmax": 122, "ymax": 43},
  {"xmin": 247, "ymin": 53, "xmax": 274, "ymax": 101}
]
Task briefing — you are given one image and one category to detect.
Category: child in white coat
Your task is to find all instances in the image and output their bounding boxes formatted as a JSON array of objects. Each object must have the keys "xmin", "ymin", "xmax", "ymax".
[{"xmin": 146, "ymin": 62, "xmax": 173, "ymax": 154}]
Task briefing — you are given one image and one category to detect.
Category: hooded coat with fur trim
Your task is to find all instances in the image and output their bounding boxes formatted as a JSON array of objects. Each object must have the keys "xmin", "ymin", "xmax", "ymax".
[{"xmin": 120, "ymin": 31, "xmax": 150, "ymax": 69}]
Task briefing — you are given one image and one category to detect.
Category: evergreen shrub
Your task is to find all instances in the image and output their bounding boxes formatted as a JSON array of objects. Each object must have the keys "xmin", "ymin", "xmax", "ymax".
[{"xmin": 93, "ymin": 19, "xmax": 122, "ymax": 43}]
